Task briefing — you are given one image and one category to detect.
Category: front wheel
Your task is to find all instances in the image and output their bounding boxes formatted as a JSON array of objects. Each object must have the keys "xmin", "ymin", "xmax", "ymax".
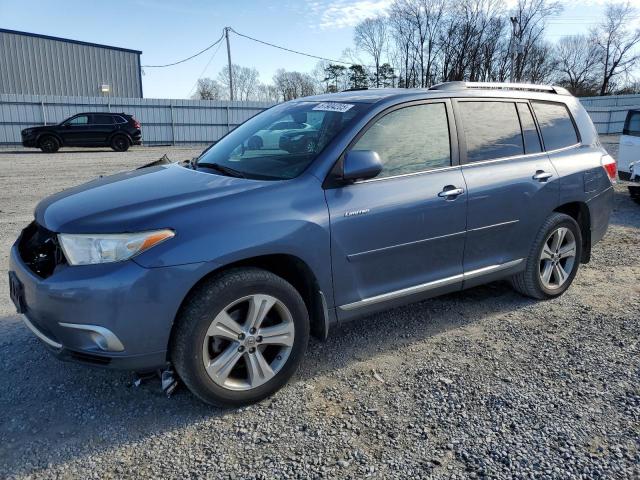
[
  {"xmin": 511, "ymin": 213, "xmax": 582, "ymax": 300},
  {"xmin": 170, "ymin": 268, "xmax": 309, "ymax": 407},
  {"xmin": 39, "ymin": 135, "xmax": 60, "ymax": 153}
]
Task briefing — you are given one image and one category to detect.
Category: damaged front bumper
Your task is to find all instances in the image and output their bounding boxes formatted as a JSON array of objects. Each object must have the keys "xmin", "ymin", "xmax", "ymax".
[{"xmin": 9, "ymin": 229, "xmax": 208, "ymax": 372}]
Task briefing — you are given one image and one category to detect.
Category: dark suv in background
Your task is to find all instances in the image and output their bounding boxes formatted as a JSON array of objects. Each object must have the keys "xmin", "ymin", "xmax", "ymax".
[{"xmin": 21, "ymin": 112, "xmax": 142, "ymax": 153}]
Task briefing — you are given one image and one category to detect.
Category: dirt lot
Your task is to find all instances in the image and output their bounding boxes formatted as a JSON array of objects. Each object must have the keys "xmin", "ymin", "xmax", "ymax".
[{"xmin": 0, "ymin": 144, "xmax": 638, "ymax": 479}]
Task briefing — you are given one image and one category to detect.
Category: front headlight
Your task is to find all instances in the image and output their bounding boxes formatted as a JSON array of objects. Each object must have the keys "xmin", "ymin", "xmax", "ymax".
[{"xmin": 58, "ymin": 229, "xmax": 175, "ymax": 265}]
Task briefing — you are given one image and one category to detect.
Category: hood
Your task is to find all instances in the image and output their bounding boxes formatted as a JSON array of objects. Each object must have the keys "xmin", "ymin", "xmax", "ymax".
[
  {"xmin": 22, "ymin": 125, "xmax": 51, "ymax": 134},
  {"xmin": 35, "ymin": 163, "xmax": 269, "ymax": 233}
]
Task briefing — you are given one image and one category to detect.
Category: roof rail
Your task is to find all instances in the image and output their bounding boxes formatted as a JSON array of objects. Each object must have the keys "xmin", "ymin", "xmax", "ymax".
[{"xmin": 429, "ymin": 81, "xmax": 571, "ymax": 96}]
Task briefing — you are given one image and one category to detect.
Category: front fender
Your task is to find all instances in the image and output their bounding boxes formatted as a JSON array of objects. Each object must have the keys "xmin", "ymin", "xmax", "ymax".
[{"xmin": 133, "ymin": 173, "xmax": 334, "ymax": 306}]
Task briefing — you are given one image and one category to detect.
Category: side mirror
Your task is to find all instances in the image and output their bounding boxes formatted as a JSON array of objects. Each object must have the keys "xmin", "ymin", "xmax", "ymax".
[{"xmin": 342, "ymin": 150, "xmax": 382, "ymax": 182}]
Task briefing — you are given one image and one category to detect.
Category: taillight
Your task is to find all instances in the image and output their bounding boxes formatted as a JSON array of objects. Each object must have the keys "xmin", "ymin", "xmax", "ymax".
[
  {"xmin": 131, "ymin": 118, "xmax": 141, "ymax": 129},
  {"xmin": 601, "ymin": 154, "xmax": 617, "ymax": 184}
]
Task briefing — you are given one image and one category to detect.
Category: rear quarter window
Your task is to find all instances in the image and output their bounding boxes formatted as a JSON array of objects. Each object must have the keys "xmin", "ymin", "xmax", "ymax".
[{"xmin": 531, "ymin": 101, "xmax": 579, "ymax": 151}]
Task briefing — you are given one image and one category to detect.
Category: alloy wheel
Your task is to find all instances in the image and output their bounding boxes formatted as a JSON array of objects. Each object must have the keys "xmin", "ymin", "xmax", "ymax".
[
  {"xmin": 539, "ymin": 226, "xmax": 576, "ymax": 290},
  {"xmin": 202, "ymin": 294, "xmax": 295, "ymax": 391},
  {"xmin": 113, "ymin": 137, "xmax": 127, "ymax": 151}
]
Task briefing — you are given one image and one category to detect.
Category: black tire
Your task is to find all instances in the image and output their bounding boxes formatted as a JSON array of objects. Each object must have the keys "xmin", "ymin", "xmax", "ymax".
[
  {"xmin": 170, "ymin": 268, "xmax": 310, "ymax": 407},
  {"xmin": 110, "ymin": 134, "xmax": 130, "ymax": 152},
  {"xmin": 510, "ymin": 213, "xmax": 582, "ymax": 300},
  {"xmin": 39, "ymin": 135, "xmax": 60, "ymax": 153}
]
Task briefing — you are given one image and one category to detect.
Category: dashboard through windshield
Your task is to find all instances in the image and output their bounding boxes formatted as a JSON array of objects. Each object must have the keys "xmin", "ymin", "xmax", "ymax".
[{"xmin": 196, "ymin": 101, "xmax": 367, "ymax": 180}]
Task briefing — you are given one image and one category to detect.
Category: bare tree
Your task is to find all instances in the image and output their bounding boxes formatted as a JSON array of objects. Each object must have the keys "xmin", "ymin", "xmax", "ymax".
[
  {"xmin": 272, "ymin": 69, "xmax": 316, "ymax": 101},
  {"xmin": 192, "ymin": 78, "xmax": 222, "ymax": 100},
  {"xmin": 389, "ymin": 1, "xmax": 418, "ymax": 87},
  {"xmin": 254, "ymin": 84, "xmax": 280, "ymax": 102},
  {"xmin": 553, "ymin": 35, "xmax": 599, "ymax": 95},
  {"xmin": 217, "ymin": 64, "xmax": 260, "ymax": 101},
  {"xmin": 354, "ymin": 17, "xmax": 387, "ymax": 87},
  {"xmin": 510, "ymin": 0, "xmax": 562, "ymax": 82},
  {"xmin": 591, "ymin": 1, "xmax": 640, "ymax": 95},
  {"xmin": 523, "ymin": 41, "xmax": 556, "ymax": 84}
]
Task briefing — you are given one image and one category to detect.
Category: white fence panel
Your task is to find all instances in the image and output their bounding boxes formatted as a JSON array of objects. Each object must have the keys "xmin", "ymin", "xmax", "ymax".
[
  {"xmin": 0, "ymin": 93, "xmax": 273, "ymax": 147},
  {"xmin": 580, "ymin": 94, "xmax": 640, "ymax": 134}
]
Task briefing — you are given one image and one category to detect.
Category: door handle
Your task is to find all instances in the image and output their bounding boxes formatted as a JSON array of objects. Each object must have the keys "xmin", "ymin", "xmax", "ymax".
[
  {"xmin": 438, "ymin": 186, "xmax": 464, "ymax": 198},
  {"xmin": 532, "ymin": 170, "xmax": 553, "ymax": 182}
]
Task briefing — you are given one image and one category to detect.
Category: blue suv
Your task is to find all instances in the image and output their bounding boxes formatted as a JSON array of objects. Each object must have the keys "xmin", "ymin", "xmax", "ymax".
[{"xmin": 9, "ymin": 82, "xmax": 616, "ymax": 406}]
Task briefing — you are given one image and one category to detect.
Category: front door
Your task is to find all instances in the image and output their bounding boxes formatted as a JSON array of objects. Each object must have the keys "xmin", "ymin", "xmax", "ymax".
[
  {"xmin": 454, "ymin": 99, "xmax": 560, "ymax": 284},
  {"xmin": 325, "ymin": 100, "xmax": 468, "ymax": 319},
  {"xmin": 59, "ymin": 114, "xmax": 91, "ymax": 146}
]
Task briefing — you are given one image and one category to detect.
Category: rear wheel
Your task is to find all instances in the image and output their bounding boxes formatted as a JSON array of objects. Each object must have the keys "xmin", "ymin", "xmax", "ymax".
[
  {"xmin": 110, "ymin": 135, "xmax": 130, "ymax": 152},
  {"xmin": 511, "ymin": 213, "xmax": 582, "ymax": 299},
  {"xmin": 39, "ymin": 136, "xmax": 60, "ymax": 153},
  {"xmin": 171, "ymin": 268, "xmax": 309, "ymax": 407}
]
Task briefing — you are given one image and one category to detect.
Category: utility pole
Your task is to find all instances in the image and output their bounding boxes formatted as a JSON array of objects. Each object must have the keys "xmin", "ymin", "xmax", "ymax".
[
  {"xmin": 509, "ymin": 16, "xmax": 518, "ymax": 83},
  {"xmin": 225, "ymin": 26, "xmax": 234, "ymax": 101}
]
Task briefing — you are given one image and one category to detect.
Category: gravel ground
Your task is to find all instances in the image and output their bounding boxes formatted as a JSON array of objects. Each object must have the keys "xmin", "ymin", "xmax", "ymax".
[{"xmin": 0, "ymin": 144, "xmax": 638, "ymax": 479}]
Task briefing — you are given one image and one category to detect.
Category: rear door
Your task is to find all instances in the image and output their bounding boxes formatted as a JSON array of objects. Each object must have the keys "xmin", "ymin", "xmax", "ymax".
[
  {"xmin": 325, "ymin": 100, "xmax": 468, "ymax": 319},
  {"xmin": 454, "ymin": 98, "xmax": 560, "ymax": 285},
  {"xmin": 90, "ymin": 114, "xmax": 117, "ymax": 145}
]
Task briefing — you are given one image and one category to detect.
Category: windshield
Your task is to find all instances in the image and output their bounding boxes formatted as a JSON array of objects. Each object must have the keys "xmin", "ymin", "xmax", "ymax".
[{"xmin": 196, "ymin": 101, "xmax": 367, "ymax": 180}]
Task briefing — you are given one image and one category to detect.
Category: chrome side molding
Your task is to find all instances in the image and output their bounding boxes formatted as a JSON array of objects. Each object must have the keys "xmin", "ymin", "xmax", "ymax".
[{"xmin": 338, "ymin": 258, "xmax": 523, "ymax": 311}]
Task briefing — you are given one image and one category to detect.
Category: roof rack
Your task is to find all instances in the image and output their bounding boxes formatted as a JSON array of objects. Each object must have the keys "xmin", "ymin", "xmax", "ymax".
[{"xmin": 429, "ymin": 81, "xmax": 571, "ymax": 96}]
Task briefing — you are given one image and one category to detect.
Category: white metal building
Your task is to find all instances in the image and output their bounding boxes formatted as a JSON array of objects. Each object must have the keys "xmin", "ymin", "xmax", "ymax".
[{"xmin": 0, "ymin": 28, "xmax": 143, "ymax": 98}]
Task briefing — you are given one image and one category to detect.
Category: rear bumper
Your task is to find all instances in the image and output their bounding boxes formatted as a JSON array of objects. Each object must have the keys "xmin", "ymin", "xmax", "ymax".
[
  {"xmin": 131, "ymin": 129, "xmax": 142, "ymax": 145},
  {"xmin": 9, "ymin": 243, "xmax": 207, "ymax": 371}
]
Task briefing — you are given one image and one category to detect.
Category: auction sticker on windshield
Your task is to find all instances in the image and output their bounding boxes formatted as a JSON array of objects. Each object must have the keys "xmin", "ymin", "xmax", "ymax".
[{"xmin": 312, "ymin": 102, "xmax": 354, "ymax": 113}]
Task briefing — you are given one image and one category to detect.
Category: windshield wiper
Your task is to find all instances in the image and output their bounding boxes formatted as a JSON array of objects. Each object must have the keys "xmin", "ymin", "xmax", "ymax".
[{"xmin": 197, "ymin": 162, "xmax": 246, "ymax": 178}]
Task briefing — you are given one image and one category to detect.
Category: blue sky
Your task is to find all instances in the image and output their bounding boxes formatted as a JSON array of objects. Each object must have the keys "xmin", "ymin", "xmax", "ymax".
[{"xmin": 0, "ymin": 0, "xmax": 627, "ymax": 99}]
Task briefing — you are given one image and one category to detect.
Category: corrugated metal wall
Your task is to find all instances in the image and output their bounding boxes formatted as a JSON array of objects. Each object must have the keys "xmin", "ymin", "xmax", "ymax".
[
  {"xmin": 0, "ymin": 94, "xmax": 273, "ymax": 146},
  {"xmin": 579, "ymin": 94, "xmax": 640, "ymax": 134},
  {"xmin": 0, "ymin": 29, "xmax": 142, "ymax": 98}
]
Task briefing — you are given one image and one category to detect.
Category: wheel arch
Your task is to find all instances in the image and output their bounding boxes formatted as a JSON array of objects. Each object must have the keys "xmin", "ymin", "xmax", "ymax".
[
  {"xmin": 108, "ymin": 131, "xmax": 132, "ymax": 144},
  {"xmin": 36, "ymin": 131, "xmax": 63, "ymax": 146},
  {"xmin": 169, "ymin": 253, "xmax": 331, "ymax": 353},
  {"xmin": 553, "ymin": 201, "xmax": 591, "ymax": 263}
]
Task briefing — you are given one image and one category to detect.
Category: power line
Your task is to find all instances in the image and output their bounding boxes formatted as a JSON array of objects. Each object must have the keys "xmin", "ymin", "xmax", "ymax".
[
  {"xmin": 142, "ymin": 30, "xmax": 225, "ymax": 68},
  {"xmin": 228, "ymin": 27, "xmax": 372, "ymax": 68},
  {"xmin": 188, "ymin": 40, "xmax": 224, "ymax": 97}
]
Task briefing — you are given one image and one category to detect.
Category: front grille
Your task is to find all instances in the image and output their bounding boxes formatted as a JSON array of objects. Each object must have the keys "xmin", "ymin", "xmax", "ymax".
[{"xmin": 18, "ymin": 222, "xmax": 66, "ymax": 278}]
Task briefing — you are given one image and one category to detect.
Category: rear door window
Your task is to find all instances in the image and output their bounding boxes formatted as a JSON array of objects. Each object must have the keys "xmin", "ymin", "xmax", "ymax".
[
  {"xmin": 459, "ymin": 101, "xmax": 524, "ymax": 162},
  {"xmin": 624, "ymin": 111, "xmax": 640, "ymax": 137},
  {"xmin": 351, "ymin": 102, "xmax": 451, "ymax": 178},
  {"xmin": 516, "ymin": 103, "xmax": 542, "ymax": 154},
  {"xmin": 91, "ymin": 114, "xmax": 114, "ymax": 125},
  {"xmin": 531, "ymin": 101, "xmax": 579, "ymax": 151}
]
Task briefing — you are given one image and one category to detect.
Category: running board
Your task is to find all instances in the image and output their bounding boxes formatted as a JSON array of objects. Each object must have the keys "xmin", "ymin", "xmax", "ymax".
[{"xmin": 338, "ymin": 258, "xmax": 523, "ymax": 311}]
